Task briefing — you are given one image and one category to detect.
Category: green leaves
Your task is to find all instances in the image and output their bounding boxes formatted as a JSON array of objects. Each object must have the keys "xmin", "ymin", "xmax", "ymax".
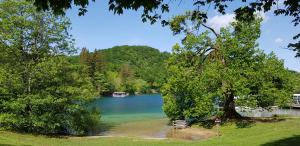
[
  {"xmin": 0, "ymin": 56, "xmax": 98, "ymax": 134},
  {"xmin": 0, "ymin": 0, "xmax": 99, "ymax": 135},
  {"xmin": 163, "ymin": 16, "xmax": 294, "ymax": 121},
  {"xmin": 76, "ymin": 46, "xmax": 169, "ymax": 95}
]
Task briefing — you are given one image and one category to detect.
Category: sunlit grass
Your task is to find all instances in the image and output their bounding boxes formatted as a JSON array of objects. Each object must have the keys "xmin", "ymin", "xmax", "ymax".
[{"xmin": 1, "ymin": 118, "xmax": 300, "ymax": 146}]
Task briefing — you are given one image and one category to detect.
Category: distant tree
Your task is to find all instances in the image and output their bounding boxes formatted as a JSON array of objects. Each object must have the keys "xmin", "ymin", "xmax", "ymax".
[
  {"xmin": 93, "ymin": 72, "xmax": 111, "ymax": 95},
  {"xmin": 119, "ymin": 64, "xmax": 134, "ymax": 80},
  {"xmin": 79, "ymin": 47, "xmax": 90, "ymax": 65},
  {"xmin": 133, "ymin": 79, "xmax": 150, "ymax": 94},
  {"xmin": 80, "ymin": 49, "xmax": 106, "ymax": 82},
  {"xmin": 89, "ymin": 49, "xmax": 106, "ymax": 76},
  {"xmin": 119, "ymin": 64, "xmax": 135, "ymax": 94},
  {"xmin": 93, "ymin": 51, "xmax": 105, "ymax": 73},
  {"xmin": 106, "ymin": 71, "xmax": 121, "ymax": 92},
  {"xmin": 79, "ymin": 49, "xmax": 108, "ymax": 95}
]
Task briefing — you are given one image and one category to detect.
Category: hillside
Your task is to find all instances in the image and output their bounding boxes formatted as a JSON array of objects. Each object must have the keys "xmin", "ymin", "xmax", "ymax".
[
  {"xmin": 74, "ymin": 45, "xmax": 170, "ymax": 95},
  {"xmin": 99, "ymin": 45, "xmax": 170, "ymax": 86}
]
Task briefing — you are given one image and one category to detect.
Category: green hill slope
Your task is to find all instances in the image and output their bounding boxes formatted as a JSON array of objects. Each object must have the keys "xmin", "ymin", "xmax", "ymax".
[
  {"xmin": 74, "ymin": 45, "xmax": 170, "ymax": 95},
  {"xmin": 99, "ymin": 45, "xmax": 170, "ymax": 86}
]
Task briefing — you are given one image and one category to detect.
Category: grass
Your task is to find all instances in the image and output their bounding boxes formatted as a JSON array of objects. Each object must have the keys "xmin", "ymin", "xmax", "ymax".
[
  {"xmin": 101, "ymin": 118, "xmax": 170, "ymax": 137},
  {"xmin": 1, "ymin": 118, "xmax": 300, "ymax": 146}
]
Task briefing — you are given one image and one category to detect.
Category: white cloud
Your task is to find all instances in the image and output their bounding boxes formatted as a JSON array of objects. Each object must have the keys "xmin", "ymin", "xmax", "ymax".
[
  {"xmin": 207, "ymin": 14, "xmax": 235, "ymax": 33},
  {"xmin": 254, "ymin": 11, "xmax": 270, "ymax": 23},
  {"xmin": 275, "ymin": 38, "xmax": 284, "ymax": 44},
  {"xmin": 206, "ymin": 11, "xmax": 269, "ymax": 34}
]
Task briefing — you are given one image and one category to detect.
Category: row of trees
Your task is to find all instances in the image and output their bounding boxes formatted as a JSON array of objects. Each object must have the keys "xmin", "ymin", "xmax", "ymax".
[
  {"xmin": 29, "ymin": 0, "xmax": 300, "ymax": 122},
  {"xmin": 0, "ymin": 0, "xmax": 170, "ymax": 135},
  {"xmin": 77, "ymin": 46, "xmax": 170, "ymax": 96},
  {"xmin": 162, "ymin": 14, "xmax": 295, "ymax": 121},
  {"xmin": 0, "ymin": 0, "xmax": 100, "ymax": 135}
]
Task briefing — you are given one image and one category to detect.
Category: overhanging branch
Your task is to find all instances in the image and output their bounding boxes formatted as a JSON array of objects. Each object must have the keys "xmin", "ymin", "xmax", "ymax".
[{"xmin": 201, "ymin": 23, "xmax": 219, "ymax": 37}]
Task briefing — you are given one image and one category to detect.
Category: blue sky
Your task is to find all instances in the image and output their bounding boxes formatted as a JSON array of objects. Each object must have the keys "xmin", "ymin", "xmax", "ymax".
[{"xmin": 66, "ymin": 0, "xmax": 300, "ymax": 72}]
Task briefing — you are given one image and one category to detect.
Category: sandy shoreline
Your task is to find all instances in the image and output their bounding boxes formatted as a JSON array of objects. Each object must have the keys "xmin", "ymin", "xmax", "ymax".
[{"xmin": 78, "ymin": 118, "xmax": 217, "ymax": 141}]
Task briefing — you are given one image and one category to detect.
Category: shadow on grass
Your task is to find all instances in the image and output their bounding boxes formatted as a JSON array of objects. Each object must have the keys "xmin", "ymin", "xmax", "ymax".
[
  {"xmin": 261, "ymin": 135, "xmax": 300, "ymax": 146},
  {"xmin": 235, "ymin": 117, "xmax": 286, "ymax": 129},
  {"xmin": 235, "ymin": 120, "xmax": 254, "ymax": 128},
  {"xmin": 253, "ymin": 117, "xmax": 285, "ymax": 123},
  {"xmin": 0, "ymin": 144, "xmax": 31, "ymax": 146},
  {"xmin": 199, "ymin": 120, "xmax": 215, "ymax": 129},
  {"xmin": 87, "ymin": 121, "xmax": 117, "ymax": 136},
  {"xmin": 0, "ymin": 122, "xmax": 117, "ymax": 139}
]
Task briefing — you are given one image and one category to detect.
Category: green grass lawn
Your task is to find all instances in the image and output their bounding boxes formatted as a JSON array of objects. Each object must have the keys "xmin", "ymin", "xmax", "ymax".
[{"xmin": 1, "ymin": 118, "xmax": 300, "ymax": 146}]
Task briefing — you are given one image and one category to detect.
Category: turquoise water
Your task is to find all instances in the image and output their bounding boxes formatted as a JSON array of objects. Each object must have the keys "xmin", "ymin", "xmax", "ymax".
[{"xmin": 90, "ymin": 94, "xmax": 166, "ymax": 123}]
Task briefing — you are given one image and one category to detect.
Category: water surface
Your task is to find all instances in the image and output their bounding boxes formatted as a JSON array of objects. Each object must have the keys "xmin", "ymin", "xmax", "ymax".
[{"xmin": 90, "ymin": 94, "xmax": 166, "ymax": 123}]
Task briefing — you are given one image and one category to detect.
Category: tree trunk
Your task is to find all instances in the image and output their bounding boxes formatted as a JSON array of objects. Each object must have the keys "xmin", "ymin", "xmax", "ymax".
[
  {"xmin": 223, "ymin": 92, "xmax": 242, "ymax": 119},
  {"xmin": 28, "ymin": 74, "xmax": 31, "ymax": 93},
  {"xmin": 26, "ymin": 63, "xmax": 32, "ymax": 94}
]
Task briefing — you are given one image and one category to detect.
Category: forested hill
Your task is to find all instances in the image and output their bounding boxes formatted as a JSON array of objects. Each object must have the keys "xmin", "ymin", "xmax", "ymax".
[
  {"xmin": 72, "ymin": 45, "xmax": 170, "ymax": 95},
  {"xmin": 99, "ymin": 45, "xmax": 170, "ymax": 84}
]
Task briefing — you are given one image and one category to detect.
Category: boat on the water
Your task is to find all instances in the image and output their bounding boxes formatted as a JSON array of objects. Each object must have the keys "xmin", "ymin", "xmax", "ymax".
[{"xmin": 112, "ymin": 92, "xmax": 129, "ymax": 97}]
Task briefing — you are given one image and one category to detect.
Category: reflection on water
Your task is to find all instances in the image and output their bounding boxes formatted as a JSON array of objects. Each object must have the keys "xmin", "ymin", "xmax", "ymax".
[{"xmin": 91, "ymin": 94, "xmax": 164, "ymax": 115}]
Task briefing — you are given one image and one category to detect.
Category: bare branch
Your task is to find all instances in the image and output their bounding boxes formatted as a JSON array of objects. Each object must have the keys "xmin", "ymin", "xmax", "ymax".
[{"xmin": 201, "ymin": 23, "xmax": 219, "ymax": 37}]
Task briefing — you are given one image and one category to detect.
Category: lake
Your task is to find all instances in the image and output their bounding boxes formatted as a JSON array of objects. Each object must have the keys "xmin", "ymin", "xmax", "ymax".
[
  {"xmin": 89, "ymin": 94, "xmax": 170, "ymax": 137},
  {"xmin": 90, "ymin": 94, "xmax": 300, "ymax": 122},
  {"xmin": 90, "ymin": 94, "xmax": 167, "ymax": 124},
  {"xmin": 89, "ymin": 94, "xmax": 216, "ymax": 139}
]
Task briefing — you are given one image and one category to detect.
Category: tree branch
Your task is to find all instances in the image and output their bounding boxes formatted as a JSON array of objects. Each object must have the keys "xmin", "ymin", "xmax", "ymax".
[{"xmin": 201, "ymin": 23, "xmax": 219, "ymax": 37}]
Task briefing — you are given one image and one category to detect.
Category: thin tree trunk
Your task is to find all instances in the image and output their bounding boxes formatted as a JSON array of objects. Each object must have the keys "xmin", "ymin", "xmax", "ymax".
[
  {"xmin": 25, "ymin": 63, "xmax": 32, "ymax": 94},
  {"xmin": 28, "ymin": 72, "xmax": 31, "ymax": 93}
]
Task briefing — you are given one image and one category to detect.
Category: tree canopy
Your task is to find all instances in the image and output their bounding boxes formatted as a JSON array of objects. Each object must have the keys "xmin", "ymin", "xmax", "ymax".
[
  {"xmin": 162, "ymin": 17, "xmax": 294, "ymax": 121},
  {"xmin": 0, "ymin": 0, "xmax": 99, "ymax": 135}
]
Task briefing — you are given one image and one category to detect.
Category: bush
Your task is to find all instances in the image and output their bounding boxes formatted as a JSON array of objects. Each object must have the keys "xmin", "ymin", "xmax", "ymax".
[{"xmin": 0, "ymin": 57, "xmax": 100, "ymax": 135}]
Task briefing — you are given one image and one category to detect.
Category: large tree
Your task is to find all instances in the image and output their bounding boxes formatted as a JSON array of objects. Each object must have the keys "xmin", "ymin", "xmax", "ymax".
[
  {"xmin": 0, "ymin": 0, "xmax": 99, "ymax": 135},
  {"xmin": 31, "ymin": 0, "xmax": 300, "ymax": 56},
  {"xmin": 162, "ymin": 17, "xmax": 294, "ymax": 120}
]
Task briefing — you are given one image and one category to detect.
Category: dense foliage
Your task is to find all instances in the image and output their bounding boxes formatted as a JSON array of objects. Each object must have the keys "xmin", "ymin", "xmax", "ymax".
[
  {"xmin": 162, "ymin": 17, "xmax": 295, "ymax": 121},
  {"xmin": 76, "ymin": 45, "xmax": 170, "ymax": 95},
  {"xmin": 0, "ymin": 0, "xmax": 100, "ymax": 135},
  {"xmin": 291, "ymin": 71, "xmax": 300, "ymax": 94}
]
